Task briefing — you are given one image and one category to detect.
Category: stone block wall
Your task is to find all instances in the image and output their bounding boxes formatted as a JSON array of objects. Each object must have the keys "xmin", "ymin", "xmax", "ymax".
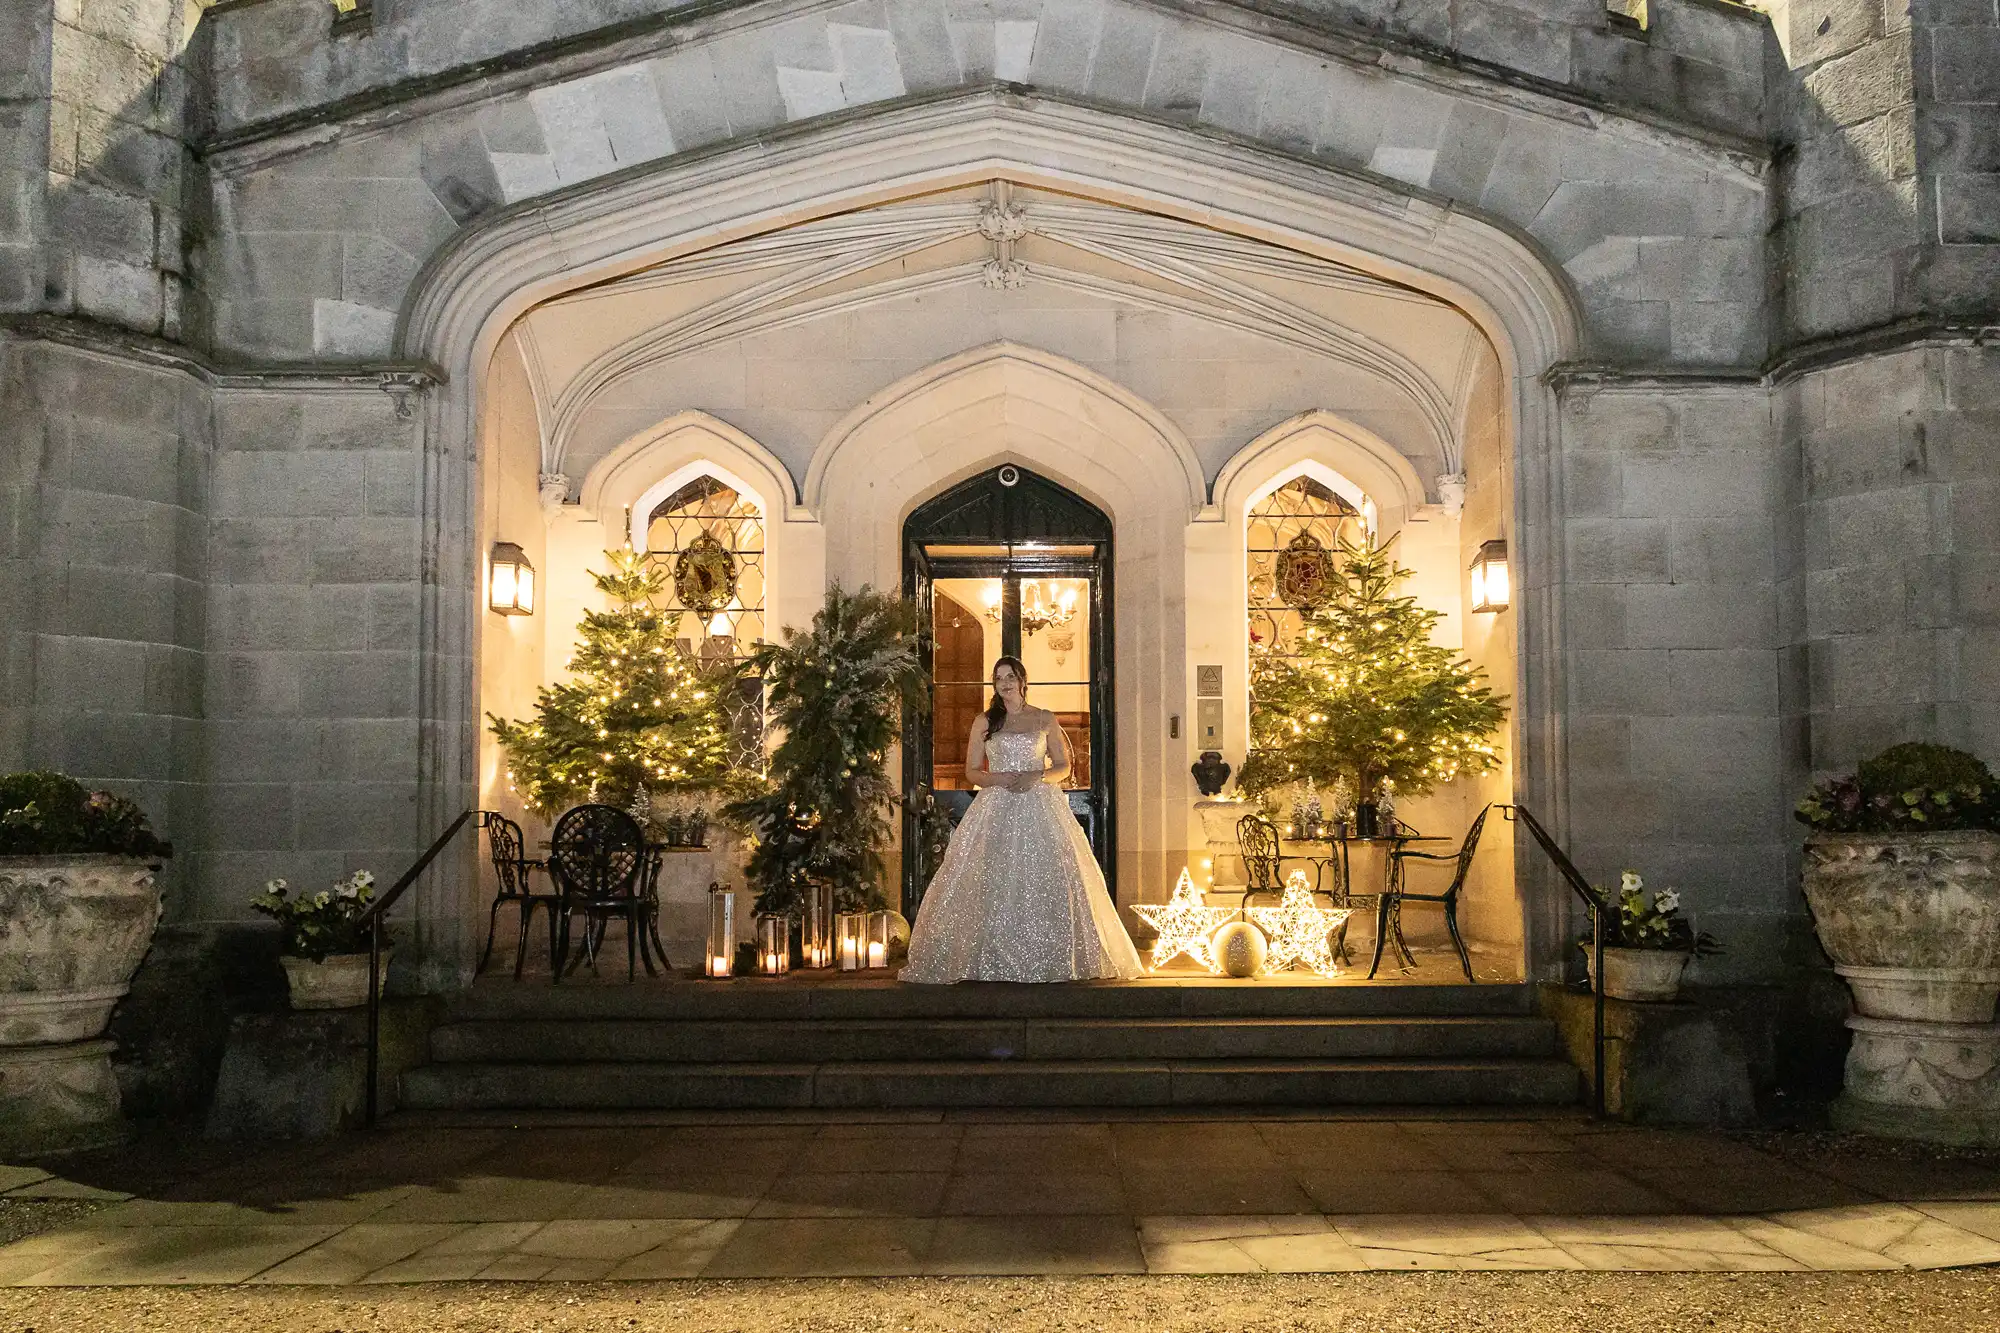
[
  {"xmin": 2, "ymin": 1, "xmax": 201, "ymax": 338},
  {"xmin": 1770, "ymin": 0, "xmax": 2000, "ymax": 340},
  {"xmin": 1783, "ymin": 340, "xmax": 2000, "ymax": 773},
  {"xmin": 1555, "ymin": 376, "xmax": 1794, "ymax": 980},
  {"xmin": 200, "ymin": 0, "xmax": 1772, "ymax": 369},
  {"xmin": 0, "ymin": 332, "xmax": 209, "ymax": 891},
  {"xmin": 199, "ymin": 0, "xmax": 1773, "ymax": 144},
  {"xmin": 195, "ymin": 380, "xmax": 428, "ymax": 927}
]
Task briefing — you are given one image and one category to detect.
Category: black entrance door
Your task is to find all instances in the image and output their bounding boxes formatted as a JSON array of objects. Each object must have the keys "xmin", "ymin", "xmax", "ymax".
[{"xmin": 902, "ymin": 466, "xmax": 1114, "ymax": 918}]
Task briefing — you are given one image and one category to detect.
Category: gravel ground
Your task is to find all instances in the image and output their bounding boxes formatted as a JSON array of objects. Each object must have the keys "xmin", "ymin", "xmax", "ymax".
[
  {"xmin": 0, "ymin": 1200, "xmax": 102, "ymax": 1249},
  {"xmin": 5, "ymin": 1272, "xmax": 2000, "ymax": 1333}
]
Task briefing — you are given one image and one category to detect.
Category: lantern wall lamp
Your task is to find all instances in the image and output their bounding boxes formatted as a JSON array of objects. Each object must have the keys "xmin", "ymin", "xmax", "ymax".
[
  {"xmin": 489, "ymin": 542, "xmax": 536, "ymax": 616},
  {"xmin": 1469, "ymin": 539, "xmax": 1510, "ymax": 614}
]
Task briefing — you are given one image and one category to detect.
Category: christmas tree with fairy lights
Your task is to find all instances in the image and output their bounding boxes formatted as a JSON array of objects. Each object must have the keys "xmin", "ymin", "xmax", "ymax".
[
  {"xmin": 489, "ymin": 547, "xmax": 757, "ymax": 816},
  {"xmin": 1237, "ymin": 537, "xmax": 1508, "ymax": 806}
]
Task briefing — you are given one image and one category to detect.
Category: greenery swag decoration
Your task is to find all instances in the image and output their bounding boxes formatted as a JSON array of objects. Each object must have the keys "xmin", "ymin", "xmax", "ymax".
[
  {"xmin": 489, "ymin": 547, "xmax": 756, "ymax": 817},
  {"xmin": 1237, "ymin": 537, "xmax": 1508, "ymax": 803},
  {"xmin": 726, "ymin": 585, "xmax": 926, "ymax": 917}
]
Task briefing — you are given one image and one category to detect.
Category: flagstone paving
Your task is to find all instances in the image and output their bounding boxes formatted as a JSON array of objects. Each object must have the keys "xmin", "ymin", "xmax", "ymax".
[{"xmin": 5, "ymin": 1113, "xmax": 2000, "ymax": 1283}]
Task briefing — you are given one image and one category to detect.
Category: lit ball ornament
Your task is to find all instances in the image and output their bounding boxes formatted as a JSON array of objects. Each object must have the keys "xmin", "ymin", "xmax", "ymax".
[{"xmin": 1212, "ymin": 920, "xmax": 1268, "ymax": 978}]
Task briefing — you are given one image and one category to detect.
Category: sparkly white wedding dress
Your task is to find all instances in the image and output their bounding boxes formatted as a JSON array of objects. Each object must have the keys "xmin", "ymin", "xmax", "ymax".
[{"xmin": 899, "ymin": 729, "xmax": 1144, "ymax": 984}]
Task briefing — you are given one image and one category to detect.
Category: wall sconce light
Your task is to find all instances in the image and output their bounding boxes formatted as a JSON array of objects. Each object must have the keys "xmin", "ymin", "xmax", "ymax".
[
  {"xmin": 1469, "ymin": 539, "xmax": 1510, "ymax": 613},
  {"xmin": 489, "ymin": 542, "xmax": 536, "ymax": 616}
]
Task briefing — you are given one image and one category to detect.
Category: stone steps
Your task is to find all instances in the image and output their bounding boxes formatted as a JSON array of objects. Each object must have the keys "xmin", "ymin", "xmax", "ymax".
[
  {"xmin": 440, "ymin": 979, "xmax": 1536, "ymax": 1022},
  {"xmin": 430, "ymin": 1015, "xmax": 1558, "ymax": 1065},
  {"xmin": 401, "ymin": 980, "xmax": 1579, "ymax": 1112},
  {"xmin": 400, "ymin": 1057, "xmax": 1580, "ymax": 1110}
]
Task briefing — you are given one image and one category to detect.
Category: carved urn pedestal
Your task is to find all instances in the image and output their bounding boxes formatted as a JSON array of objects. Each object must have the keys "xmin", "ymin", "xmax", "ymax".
[
  {"xmin": 1193, "ymin": 799, "xmax": 1254, "ymax": 893},
  {"xmin": 1804, "ymin": 831, "xmax": 2000, "ymax": 1143},
  {"xmin": 0, "ymin": 856, "xmax": 164, "ymax": 1156}
]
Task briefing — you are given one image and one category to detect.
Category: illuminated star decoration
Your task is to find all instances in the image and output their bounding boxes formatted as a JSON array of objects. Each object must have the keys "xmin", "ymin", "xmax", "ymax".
[
  {"xmin": 1133, "ymin": 868, "xmax": 1237, "ymax": 971},
  {"xmin": 1248, "ymin": 870, "xmax": 1352, "ymax": 976}
]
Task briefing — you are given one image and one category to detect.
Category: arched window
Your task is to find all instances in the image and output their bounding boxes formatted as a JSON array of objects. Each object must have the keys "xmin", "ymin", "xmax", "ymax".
[
  {"xmin": 643, "ymin": 475, "xmax": 766, "ymax": 662},
  {"xmin": 644, "ymin": 474, "xmax": 767, "ymax": 766},
  {"xmin": 1246, "ymin": 474, "xmax": 1366, "ymax": 660}
]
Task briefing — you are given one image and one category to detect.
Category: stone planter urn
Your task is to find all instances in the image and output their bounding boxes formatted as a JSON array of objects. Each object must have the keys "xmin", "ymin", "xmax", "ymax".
[
  {"xmin": 1586, "ymin": 946, "xmax": 1691, "ymax": 1003},
  {"xmin": 0, "ymin": 855, "xmax": 165, "ymax": 1154},
  {"xmin": 281, "ymin": 952, "xmax": 389, "ymax": 1010},
  {"xmin": 1802, "ymin": 831, "xmax": 2000, "ymax": 1023}
]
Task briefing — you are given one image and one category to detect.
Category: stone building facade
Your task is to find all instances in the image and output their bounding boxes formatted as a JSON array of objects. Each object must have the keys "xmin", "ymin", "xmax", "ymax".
[{"xmin": 1, "ymin": 0, "xmax": 1996, "ymax": 1099}]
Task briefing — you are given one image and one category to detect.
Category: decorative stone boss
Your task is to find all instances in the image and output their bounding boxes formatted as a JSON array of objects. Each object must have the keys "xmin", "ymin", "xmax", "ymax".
[{"xmin": 0, "ymin": 772, "xmax": 171, "ymax": 1156}]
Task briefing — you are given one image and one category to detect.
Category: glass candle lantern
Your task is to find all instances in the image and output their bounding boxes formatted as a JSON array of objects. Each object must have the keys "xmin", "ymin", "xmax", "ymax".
[
  {"xmin": 835, "ymin": 912, "xmax": 866, "ymax": 971},
  {"xmin": 756, "ymin": 914, "xmax": 790, "ymax": 976},
  {"xmin": 705, "ymin": 883, "xmax": 738, "ymax": 978},
  {"xmin": 803, "ymin": 881, "xmax": 835, "ymax": 969},
  {"xmin": 866, "ymin": 910, "xmax": 892, "ymax": 969}
]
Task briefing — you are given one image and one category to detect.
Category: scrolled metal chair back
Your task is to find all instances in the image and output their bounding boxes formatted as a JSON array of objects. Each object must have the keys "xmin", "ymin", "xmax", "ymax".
[
  {"xmin": 1442, "ymin": 804, "xmax": 1493, "ymax": 900},
  {"xmin": 484, "ymin": 812, "xmax": 532, "ymax": 897},
  {"xmin": 549, "ymin": 804, "xmax": 644, "ymax": 901},
  {"xmin": 1235, "ymin": 814, "xmax": 1283, "ymax": 893}
]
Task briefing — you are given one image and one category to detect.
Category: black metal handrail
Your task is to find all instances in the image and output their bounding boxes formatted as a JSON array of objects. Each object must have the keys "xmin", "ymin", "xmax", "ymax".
[
  {"xmin": 1497, "ymin": 804, "xmax": 1611, "ymax": 1117},
  {"xmin": 362, "ymin": 807, "xmax": 477, "ymax": 1127}
]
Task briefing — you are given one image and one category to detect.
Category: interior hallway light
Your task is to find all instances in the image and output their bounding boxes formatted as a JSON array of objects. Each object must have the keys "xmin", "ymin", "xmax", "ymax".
[
  {"xmin": 489, "ymin": 542, "xmax": 536, "ymax": 616},
  {"xmin": 1469, "ymin": 539, "xmax": 1510, "ymax": 614}
]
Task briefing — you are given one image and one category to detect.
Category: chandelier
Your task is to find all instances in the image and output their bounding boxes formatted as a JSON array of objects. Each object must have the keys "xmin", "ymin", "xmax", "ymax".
[{"xmin": 983, "ymin": 580, "xmax": 1078, "ymax": 635}]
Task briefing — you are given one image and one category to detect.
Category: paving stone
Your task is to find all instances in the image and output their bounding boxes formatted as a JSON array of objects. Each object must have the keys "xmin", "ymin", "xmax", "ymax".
[
  {"xmin": 1296, "ymin": 1169, "xmax": 1502, "ymax": 1216},
  {"xmin": 925, "ymin": 1215, "xmax": 1144, "ymax": 1274},
  {"xmin": 604, "ymin": 1219, "xmax": 741, "ymax": 1278},
  {"xmin": 0, "ymin": 1166, "xmax": 55, "ymax": 1194},
  {"xmin": 245, "ymin": 1223, "xmax": 460, "ymax": 1284},
  {"xmin": 1775, "ymin": 1204, "xmax": 2000, "ymax": 1269},
  {"xmin": 555, "ymin": 1176, "xmax": 767, "ymax": 1220},
  {"xmin": 750, "ymin": 1171, "xmax": 949, "ymax": 1218},
  {"xmin": 701, "ymin": 1217, "xmax": 935, "ymax": 1277},
  {"xmin": 941, "ymin": 1171, "xmax": 1126, "ymax": 1215},
  {"xmin": 14, "ymin": 1223, "xmax": 340, "ymax": 1285}
]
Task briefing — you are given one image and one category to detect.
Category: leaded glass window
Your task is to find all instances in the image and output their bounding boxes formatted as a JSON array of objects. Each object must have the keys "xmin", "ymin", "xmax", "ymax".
[
  {"xmin": 1247, "ymin": 476, "xmax": 1366, "ymax": 659},
  {"xmin": 643, "ymin": 476, "xmax": 767, "ymax": 661},
  {"xmin": 643, "ymin": 475, "xmax": 767, "ymax": 764}
]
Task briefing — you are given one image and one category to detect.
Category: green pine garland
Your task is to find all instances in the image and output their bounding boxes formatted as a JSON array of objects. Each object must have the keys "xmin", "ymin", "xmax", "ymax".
[
  {"xmin": 1237, "ymin": 537, "xmax": 1508, "ymax": 803},
  {"xmin": 726, "ymin": 584, "xmax": 927, "ymax": 916},
  {"xmin": 488, "ymin": 547, "xmax": 757, "ymax": 817}
]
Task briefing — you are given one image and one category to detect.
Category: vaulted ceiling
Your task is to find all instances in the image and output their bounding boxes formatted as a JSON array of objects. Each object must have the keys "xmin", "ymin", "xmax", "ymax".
[{"xmin": 510, "ymin": 181, "xmax": 1497, "ymax": 496}]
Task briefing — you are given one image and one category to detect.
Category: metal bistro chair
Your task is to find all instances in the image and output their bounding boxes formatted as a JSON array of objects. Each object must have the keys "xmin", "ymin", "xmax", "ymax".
[
  {"xmin": 477, "ymin": 812, "xmax": 562, "ymax": 979},
  {"xmin": 547, "ymin": 804, "xmax": 661, "ymax": 982},
  {"xmin": 1371, "ymin": 803, "xmax": 1492, "ymax": 982},
  {"xmin": 1234, "ymin": 814, "xmax": 1289, "ymax": 906}
]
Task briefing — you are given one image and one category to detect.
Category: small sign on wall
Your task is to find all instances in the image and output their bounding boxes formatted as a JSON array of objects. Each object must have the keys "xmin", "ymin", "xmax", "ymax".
[
  {"xmin": 1197, "ymin": 698, "xmax": 1224, "ymax": 748},
  {"xmin": 1195, "ymin": 664, "xmax": 1223, "ymax": 698}
]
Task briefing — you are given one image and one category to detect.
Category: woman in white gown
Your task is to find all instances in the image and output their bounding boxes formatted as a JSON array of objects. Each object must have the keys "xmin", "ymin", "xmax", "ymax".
[{"xmin": 900, "ymin": 656, "xmax": 1144, "ymax": 984}]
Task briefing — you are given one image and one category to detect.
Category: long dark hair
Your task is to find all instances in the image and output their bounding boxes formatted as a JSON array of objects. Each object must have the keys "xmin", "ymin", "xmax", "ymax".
[{"xmin": 985, "ymin": 655, "xmax": 1028, "ymax": 735}]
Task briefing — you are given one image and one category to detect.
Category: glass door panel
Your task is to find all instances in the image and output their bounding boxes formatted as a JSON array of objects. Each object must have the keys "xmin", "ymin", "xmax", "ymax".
[{"xmin": 1015, "ymin": 576, "xmax": 1091, "ymax": 790}]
